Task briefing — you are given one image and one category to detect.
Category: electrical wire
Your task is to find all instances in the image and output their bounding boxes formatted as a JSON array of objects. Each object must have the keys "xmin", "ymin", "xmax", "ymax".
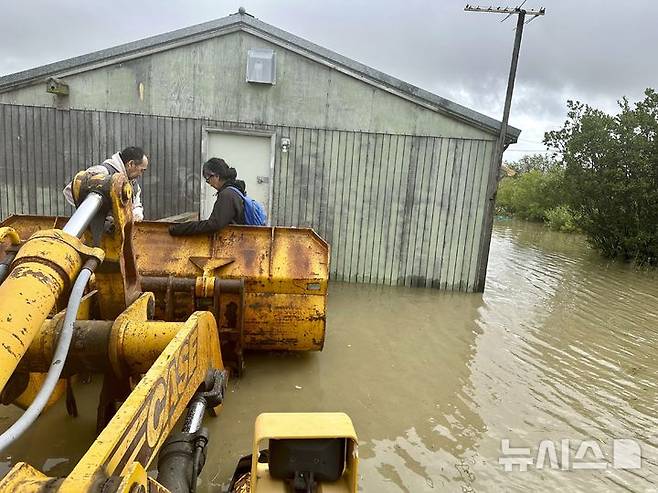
[{"xmin": 0, "ymin": 266, "xmax": 94, "ymax": 452}]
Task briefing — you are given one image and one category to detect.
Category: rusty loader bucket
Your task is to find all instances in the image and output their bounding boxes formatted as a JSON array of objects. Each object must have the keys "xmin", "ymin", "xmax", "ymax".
[{"xmin": 1, "ymin": 216, "xmax": 329, "ymax": 374}]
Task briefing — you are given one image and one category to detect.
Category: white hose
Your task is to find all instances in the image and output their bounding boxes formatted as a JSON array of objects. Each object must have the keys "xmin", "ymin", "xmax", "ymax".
[{"xmin": 0, "ymin": 267, "xmax": 93, "ymax": 451}]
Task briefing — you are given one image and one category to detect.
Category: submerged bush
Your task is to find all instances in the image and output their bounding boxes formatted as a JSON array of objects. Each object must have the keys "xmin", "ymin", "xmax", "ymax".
[
  {"xmin": 545, "ymin": 205, "xmax": 578, "ymax": 233},
  {"xmin": 496, "ymin": 167, "xmax": 565, "ymax": 222}
]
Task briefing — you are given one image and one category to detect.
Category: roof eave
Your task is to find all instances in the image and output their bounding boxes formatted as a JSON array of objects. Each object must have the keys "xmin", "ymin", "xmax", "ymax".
[
  {"xmin": 0, "ymin": 13, "xmax": 521, "ymax": 141},
  {"xmin": 0, "ymin": 15, "xmax": 244, "ymax": 93}
]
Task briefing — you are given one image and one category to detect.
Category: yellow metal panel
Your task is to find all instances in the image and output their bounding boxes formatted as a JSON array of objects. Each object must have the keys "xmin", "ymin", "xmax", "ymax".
[
  {"xmin": 0, "ymin": 217, "xmax": 67, "ymax": 249},
  {"xmin": 253, "ymin": 413, "xmax": 357, "ymax": 442},
  {"xmin": 268, "ymin": 228, "xmax": 329, "ymax": 293},
  {"xmin": 56, "ymin": 308, "xmax": 223, "ymax": 491},
  {"xmin": 1, "ymin": 216, "xmax": 329, "ymax": 353},
  {"xmin": 244, "ymin": 293, "xmax": 325, "ymax": 350},
  {"xmin": 114, "ymin": 321, "xmax": 182, "ymax": 375},
  {"xmin": 125, "ymin": 223, "xmax": 329, "ymax": 353},
  {"xmin": 0, "ymin": 227, "xmax": 103, "ymax": 393},
  {"xmin": 251, "ymin": 413, "xmax": 358, "ymax": 493},
  {"xmin": 12, "ymin": 373, "xmax": 67, "ymax": 412},
  {"xmin": 0, "ymin": 217, "xmax": 329, "ymax": 292},
  {"xmin": 0, "ymin": 227, "xmax": 20, "ymax": 245},
  {"xmin": 0, "ymin": 462, "xmax": 53, "ymax": 492},
  {"xmin": 0, "ymin": 262, "xmax": 66, "ymax": 392},
  {"xmin": 112, "ymin": 462, "xmax": 148, "ymax": 493},
  {"xmin": 129, "ymin": 223, "xmax": 328, "ymax": 294}
]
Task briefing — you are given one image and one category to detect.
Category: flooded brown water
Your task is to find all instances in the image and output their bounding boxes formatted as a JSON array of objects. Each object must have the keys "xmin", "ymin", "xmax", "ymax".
[{"xmin": 2, "ymin": 219, "xmax": 657, "ymax": 492}]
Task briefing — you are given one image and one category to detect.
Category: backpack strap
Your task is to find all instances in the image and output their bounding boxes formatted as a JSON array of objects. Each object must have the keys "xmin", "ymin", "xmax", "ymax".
[{"xmin": 226, "ymin": 186, "xmax": 246, "ymax": 199}]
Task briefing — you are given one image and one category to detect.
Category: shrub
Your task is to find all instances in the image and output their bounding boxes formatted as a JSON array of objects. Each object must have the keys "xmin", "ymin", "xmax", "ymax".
[
  {"xmin": 545, "ymin": 88, "xmax": 658, "ymax": 265},
  {"xmin": 545, "ymin": 206, "xmax": 578, "ymax": 233},
  {"xmin": 495, "ymin": 168, "xmax": 565, "ymax": 222}
]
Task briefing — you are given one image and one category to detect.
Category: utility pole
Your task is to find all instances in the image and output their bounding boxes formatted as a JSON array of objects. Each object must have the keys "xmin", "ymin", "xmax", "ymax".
[{"xmin": 465, "ymin": 3, "xmax": 545, "ymax": 291}]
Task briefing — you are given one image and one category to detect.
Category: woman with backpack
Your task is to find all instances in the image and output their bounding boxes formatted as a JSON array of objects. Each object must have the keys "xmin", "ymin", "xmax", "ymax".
[{"xmin": 168, "ymin": 157, "xmax": 253, "ymax": 236}]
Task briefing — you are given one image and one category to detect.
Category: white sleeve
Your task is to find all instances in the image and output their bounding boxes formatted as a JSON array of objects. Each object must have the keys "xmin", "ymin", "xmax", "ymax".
[
  {"xmin": 62, "ymin": 182, "xmax": 75, "ymax": 206},
  {"xmin": 132, "ymin": 182, "xmax": 144, "ymax": 222}
]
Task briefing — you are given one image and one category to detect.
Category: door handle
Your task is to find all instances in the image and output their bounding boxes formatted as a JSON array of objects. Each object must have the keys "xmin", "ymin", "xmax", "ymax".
[{"xmin": 257, "ymin": 176, "xmax": 270, "ymax": 184}]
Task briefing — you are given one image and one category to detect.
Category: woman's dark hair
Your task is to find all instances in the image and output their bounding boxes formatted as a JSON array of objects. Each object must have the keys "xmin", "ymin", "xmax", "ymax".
[
  {"xmin": 203, "ymin": 157, "xmax": 237, "ymax": 180},
  {"xmin": 120, "ymin": 146, "xmax": 146, "ymax": 163}
]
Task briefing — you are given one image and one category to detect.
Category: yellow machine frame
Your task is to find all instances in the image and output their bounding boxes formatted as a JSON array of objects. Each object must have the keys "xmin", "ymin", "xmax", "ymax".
[
  {"xmin": 250, "ymin": 413, "xmax": 358, "ymax": 493},
  {"xmin": 0, "ymin": 171, "xmax": 354, "ymax": 493},
  {"xmin": 0, "ymin": 173, "xmax": 227, "ymax": 491},
  {"xmin": 1, "ymin": 296, "xmax": 223, "ymax": 492}
]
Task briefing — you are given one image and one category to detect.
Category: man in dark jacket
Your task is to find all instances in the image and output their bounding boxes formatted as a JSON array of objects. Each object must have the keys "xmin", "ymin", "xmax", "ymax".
[{"xmin": 169, "ymin": 158, "xmax": 246, "ymax": 236}]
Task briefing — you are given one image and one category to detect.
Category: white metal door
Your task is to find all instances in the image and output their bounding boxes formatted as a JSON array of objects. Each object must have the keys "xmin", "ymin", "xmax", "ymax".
[{"xmin": 201, "ymin": 130, "xmax": 273, "ymax": 221}]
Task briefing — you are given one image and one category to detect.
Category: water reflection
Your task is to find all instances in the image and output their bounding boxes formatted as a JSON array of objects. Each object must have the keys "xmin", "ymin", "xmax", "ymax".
[
  {"xmin": 469, "ymin": 221, "xmax": 658, "ymax": 492},
  {"xmin": 1, "ymin": 220, "xmax": 656, "ymax": 492},
  {"xmin": 205, "ymin": 285, "xmax": 486, "ymax": 492},
  {"xmin": 0, "ymin": 376, "xmax": 100, "ymax": 479},
  {"xmin": 328, "ymin": 286, "xmax": 486, "ymax": 492}
]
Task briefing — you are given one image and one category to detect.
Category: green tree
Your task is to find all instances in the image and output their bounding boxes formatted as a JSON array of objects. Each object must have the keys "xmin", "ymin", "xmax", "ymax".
[
  {"xmin": 496, "ymin": 168, "xmax": 566, "ymax": 222},
  {"xmin": 504, "ymin": 153, "xmax": 558, "ymax": 174},
  {"xmin": 544, "ymin": 88, "xmax": 658, "ymax": 265}
]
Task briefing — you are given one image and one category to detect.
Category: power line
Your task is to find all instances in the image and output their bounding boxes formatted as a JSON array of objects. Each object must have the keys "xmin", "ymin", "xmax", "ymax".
[{"xmin": 505, "ymin": 149, "xmax": 551, "ymax": 152}]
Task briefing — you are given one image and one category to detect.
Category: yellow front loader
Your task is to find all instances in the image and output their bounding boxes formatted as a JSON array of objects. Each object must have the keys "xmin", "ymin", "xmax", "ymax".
[{"xmin": 0, "ymin": 172, "xmax": 358, "ymax": 493}]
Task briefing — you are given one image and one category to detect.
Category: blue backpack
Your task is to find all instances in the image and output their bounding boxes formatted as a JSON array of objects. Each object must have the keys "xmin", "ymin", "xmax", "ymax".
[{"xmin": 227, "ymin": 186, "xmax": 268, "ymax": 226}]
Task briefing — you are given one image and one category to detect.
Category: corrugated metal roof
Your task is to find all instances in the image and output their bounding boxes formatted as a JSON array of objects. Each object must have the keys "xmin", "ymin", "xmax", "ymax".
[{"xmin": 0, "ymin": 10, "xmax": 520, "ymax": 141}]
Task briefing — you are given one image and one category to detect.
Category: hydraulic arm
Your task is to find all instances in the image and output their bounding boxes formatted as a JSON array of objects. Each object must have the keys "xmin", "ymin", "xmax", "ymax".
[{"xmin": 0, "ymin": 194, "xmax": 105, "ymax": 392}]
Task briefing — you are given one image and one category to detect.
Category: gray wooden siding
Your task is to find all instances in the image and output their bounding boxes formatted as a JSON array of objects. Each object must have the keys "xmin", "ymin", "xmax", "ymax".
[{"xmin": 0, "ymin": 103, "xmax": 495, "ymax": 291}]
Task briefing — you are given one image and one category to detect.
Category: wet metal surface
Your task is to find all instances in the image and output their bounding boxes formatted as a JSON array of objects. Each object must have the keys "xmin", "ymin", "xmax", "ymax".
[
  {"xmin": 1, "ymin": 217, "xmax": 329, "ymax": 353},
  {"xmin": 2, "ymin": 220, "xmax": 658, "ymax": 491}
]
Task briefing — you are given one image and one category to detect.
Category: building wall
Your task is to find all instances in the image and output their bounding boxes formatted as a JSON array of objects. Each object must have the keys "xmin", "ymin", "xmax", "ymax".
[
  {"xmin": 0, "ymin": 32, "xmax": 495, "ymax": 141},
  {"xmin": 0, "ymin": 104, "xmax": 494, "ymax": 291}
]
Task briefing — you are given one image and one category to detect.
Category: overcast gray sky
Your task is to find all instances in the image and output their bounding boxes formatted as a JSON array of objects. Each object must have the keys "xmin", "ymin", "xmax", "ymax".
[{"xmin": 1, "ymin": 0, "xmax": 656, "ymax": 161}]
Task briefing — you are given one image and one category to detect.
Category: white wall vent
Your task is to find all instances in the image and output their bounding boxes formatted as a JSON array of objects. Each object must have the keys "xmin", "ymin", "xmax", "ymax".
[{"xmin": 246, "ymin": 49, "xmax": 276, "ymax": 85}]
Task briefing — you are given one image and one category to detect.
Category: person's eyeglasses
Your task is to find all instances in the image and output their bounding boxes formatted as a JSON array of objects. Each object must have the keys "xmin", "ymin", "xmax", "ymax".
[
  {"xmin": 204, "ymin": 174, "xmax": 216, "ymax": 183},
  {"xmin": 130, "ymin": 161, "xmax": 148, "ymax": 171}
]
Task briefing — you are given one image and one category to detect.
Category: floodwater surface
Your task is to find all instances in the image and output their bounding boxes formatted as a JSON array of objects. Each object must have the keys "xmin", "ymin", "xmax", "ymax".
[{"xmin": 1, "ymin": 220, "xmax": 657, "ymax": 492}]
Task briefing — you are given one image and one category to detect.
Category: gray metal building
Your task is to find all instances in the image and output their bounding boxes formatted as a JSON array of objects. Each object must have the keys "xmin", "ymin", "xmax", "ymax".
[{"xmin": 0, "ymin": 10, "xmax": 520, "ymax": 291}]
